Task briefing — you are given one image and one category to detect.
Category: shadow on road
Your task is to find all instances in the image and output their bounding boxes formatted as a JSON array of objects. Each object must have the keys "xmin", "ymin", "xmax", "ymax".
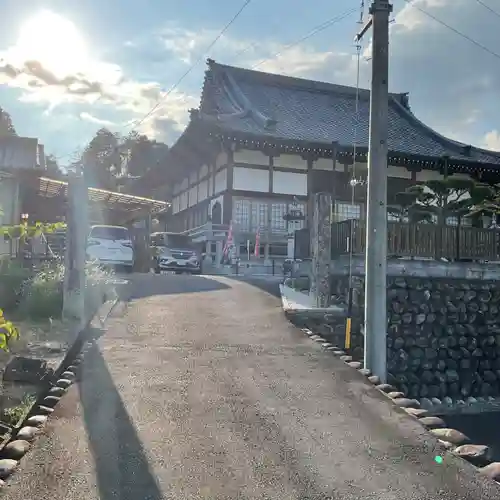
[
  {"xmin": 223, "ymin": 275, "xmax": 281, "ymax": 298},
  {"xmin": 117, "ymin": 273, "xmax": 231, "ymax": 301},
  {"xmin": 79, "ymin": 343, "xmax": 163, "ymax": 500}
]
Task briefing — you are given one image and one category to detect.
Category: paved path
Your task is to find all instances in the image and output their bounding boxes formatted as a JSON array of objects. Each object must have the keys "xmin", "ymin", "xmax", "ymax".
[{"xmin": 5, "ymin": 274, "xmax": 500, "ymax": 499}]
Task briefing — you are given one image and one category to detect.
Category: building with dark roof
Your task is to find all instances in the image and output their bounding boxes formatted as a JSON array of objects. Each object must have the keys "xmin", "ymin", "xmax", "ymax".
[{"xmin": 158, "ymin": 59, "xmax": 500, "ymax": 263}]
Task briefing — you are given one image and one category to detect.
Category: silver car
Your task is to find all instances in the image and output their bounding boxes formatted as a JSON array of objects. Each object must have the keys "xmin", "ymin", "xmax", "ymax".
[{"xmin": 151, "ymin": 232, "xmax": 201, "ymax": 274}]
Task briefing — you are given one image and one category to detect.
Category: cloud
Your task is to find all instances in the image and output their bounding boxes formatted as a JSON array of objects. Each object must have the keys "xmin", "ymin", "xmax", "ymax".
[
  {"xmin": 158, "ymin": 25, "xmax": 254, "ymax": 65},
  {"xmin": 249, "ymin": 0, "xmax": 500, "ymax": 151},
  {"xmin": 483, "ymin": 131, "xmax": 500, "ymax": 152},
  {"xmin": 0, "ymin": 11, "xmax": 197, "ymax": 143},
  {"xmin": 79, "ymin": 112, "xmax": 116, "ymax": 127},
  {"xmin": 4, "ymin": 3, "xmax": 499, "ymax": 152},
  {"xmin": 385, "ymin": 0, "xmax": 500, "ymax": 147}
]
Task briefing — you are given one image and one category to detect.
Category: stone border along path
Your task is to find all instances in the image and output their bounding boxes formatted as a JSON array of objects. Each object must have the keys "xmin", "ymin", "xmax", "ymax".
[
  {"xmin": 0, "ymin": 286, "xmax": 121, "ymax": 490},
  {"xmin": 0, "ymin": 341, "xmax": 90, "ymax": 487},
  {"xmin": 294, "ymin": 323, "xmax": 500, "ymax": 486}
]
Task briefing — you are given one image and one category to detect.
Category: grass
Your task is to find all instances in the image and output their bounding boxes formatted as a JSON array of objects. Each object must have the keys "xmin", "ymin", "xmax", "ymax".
[{"xmin": 2, "ymin": 393, "xmax": 36, "ymax": 427}]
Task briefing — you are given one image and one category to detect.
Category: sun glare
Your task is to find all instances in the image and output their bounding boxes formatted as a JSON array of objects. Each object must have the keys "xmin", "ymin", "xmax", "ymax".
[{"xmin": 16, "ymin": 11, "xmax": 88, "ymax": 76}]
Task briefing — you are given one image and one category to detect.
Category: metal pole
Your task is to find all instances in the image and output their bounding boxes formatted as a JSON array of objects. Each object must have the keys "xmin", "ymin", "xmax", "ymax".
[{"xmin": 364, "ymin": 0, "xmax": 392, "ymax": 382}]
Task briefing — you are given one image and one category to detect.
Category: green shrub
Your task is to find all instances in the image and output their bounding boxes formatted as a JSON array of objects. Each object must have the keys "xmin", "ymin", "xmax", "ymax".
[
  {"xmin": 0, "ymin": 259, "xmax": 32, "ymax": 312},
  {"xmin": 20, "ymin": 263, "xmax": 64, "ymax": 320}
]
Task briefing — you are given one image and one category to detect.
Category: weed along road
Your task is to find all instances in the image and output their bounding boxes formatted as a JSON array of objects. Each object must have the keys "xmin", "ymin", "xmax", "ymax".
[{"xmin": 5, "ymin": 274, "xmax": 500, "ymax": 499}]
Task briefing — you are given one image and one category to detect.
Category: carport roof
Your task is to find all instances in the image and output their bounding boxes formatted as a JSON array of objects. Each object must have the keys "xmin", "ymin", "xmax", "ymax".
[{"xmin": 36, "ymin": 176, "xmax": 169, "ymax": 214}]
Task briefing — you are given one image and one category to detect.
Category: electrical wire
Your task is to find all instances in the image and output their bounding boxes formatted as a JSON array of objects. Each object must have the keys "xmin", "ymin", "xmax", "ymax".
[
  {"xmin": 131, "ymin": 0, "xmax": 254, "ymax": 131},
  {"xmin": 252, "ymin": 8, "xmax": 357, "ymax": 70},
  {"xmin": 53, "ymin": 0, "xmax": 253, "ymax": 164},
  {"xmin": 475, "ymin": 0, "xmax": 500, "ymax": 20},
  {"xmin": 55, "ymin": 6, "xmax": 357, "ymax": 164},
  {"xmin": 401, "ymin": 0, "xmax": 500, "ymax": 62}
]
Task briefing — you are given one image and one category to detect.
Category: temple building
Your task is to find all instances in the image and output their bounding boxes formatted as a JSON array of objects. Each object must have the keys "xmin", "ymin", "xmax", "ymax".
[{"xmin": 141, "ymin": 59, "xmax": 500, "ymax": 264}]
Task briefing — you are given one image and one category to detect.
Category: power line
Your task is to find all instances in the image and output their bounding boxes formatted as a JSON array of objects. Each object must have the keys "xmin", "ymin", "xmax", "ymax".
[
  {"xmin": 475, "ymin": 0, "xmax": 500, "ymax": 20},
  {"xmin": 252, "ymin": 8, "xmax": 357, "ymax": 70},
  {"xmin": 131, "ymin": 0, "xmax": 253, "ymax": 131},
  {"xmin": 56, "ymin": 6, "xmax": 357, "ymax": 163},
  {"xmin": 233, "ymin": 8, "xmax": 357, "ymax": 68},
  {"xmin": 402, "ymin": 0, "xmax": 500, "ymax": 62}
]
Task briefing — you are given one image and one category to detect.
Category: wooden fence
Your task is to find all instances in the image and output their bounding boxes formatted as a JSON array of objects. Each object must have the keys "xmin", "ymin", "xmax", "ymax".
[{"xmin": 331, "ymin": 220, "xmax": 500, "ymax": 261}]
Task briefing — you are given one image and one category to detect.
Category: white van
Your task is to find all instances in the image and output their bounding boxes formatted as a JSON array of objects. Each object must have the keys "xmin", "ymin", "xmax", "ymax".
[{"xmin": 86, "ymin": 225, "xmax": 134, "ymax": 271}]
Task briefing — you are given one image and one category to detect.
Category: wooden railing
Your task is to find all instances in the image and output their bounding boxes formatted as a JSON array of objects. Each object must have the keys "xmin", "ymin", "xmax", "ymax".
[{"xmin": 331, "ymin": 220, "xmax": 500, "ymax": 261}]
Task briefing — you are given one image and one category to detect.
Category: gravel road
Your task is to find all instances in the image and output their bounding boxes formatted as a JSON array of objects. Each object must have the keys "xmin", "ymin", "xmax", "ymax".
[{"xmin": 4, "ymin": 274, "xmax": 500, "ymax": 499}]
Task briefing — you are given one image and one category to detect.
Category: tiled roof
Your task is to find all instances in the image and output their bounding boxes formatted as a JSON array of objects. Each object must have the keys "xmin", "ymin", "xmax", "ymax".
[{"xmin": 197, "ymin": 60, "xmax": 500, "ymax": 166}]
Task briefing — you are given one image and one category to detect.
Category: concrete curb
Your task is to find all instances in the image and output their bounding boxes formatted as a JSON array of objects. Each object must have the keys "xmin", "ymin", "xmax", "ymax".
[
  {"xmin": 0, "ymin": 297, "xmax": 116, "ymax": 488},
  {"xmin": 296, "ymin": 324, "xmax": 500, "ymax": 486}
]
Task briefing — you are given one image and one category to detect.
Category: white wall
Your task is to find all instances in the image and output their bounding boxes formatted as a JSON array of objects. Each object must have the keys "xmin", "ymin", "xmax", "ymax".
[
  {"xmin": 387, "ymin": 165, "xmax": 412, "ymax": 179},
  {"xmin": 200, "ymin": 164, "xmax": 209, "ymax": 178},
  {"xmin": 273, "ymin": 171, "xmax": 307, "ymax": 196},
  {"xmin": 215, "ymin": 151, "xmax": 228, "ymax": 169},
  {"xmin": 189, "ymin": 170, "xmax": 197, "ymax": 185},
  {"xmin": 198, "ymin": 179, "xmax": 208, "ymax": 202},
  {"xmin": 416, "ymin": 169, "xmax": 443, "ymax": 182},
  {"xmin": 214, "ymin": 168, "xmax": 227, "ymax": 194},
  {"xmin": 172, "ymin": 197, "xmax": 180, "ymax": 214},
  {"xmin": 274, "ymin": 153, "xmax": 307, "ymax": 170},
  {"xmin": 188, "ymin": 186, "xmax": 197, "ymax": 207},
  {"xmin": 233, "ymin": 149, "xmax": 268, "ymax": 165},
  {"xmin": 233, "ymin": 166, "xmax": 269, "ymax": 192},
  {"xmin": 180, "ymin": 191, "xmax": 188, "ymax": 211}
]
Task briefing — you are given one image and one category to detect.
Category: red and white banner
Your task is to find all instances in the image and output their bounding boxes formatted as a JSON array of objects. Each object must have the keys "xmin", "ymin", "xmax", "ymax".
[
  {"xmin": 254, "ymin": 227, "xmax": 260, "ymax": 257},
  {"xmin": 223, "ymin": 221, "xmax": 233, "ymax": 257}
]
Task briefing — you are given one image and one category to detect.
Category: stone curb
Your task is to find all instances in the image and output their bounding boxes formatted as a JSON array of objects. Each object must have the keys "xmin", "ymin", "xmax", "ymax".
[
  {"xmin": 0, "ymin": 337, "xmax": 96, "ymax": 483},
  {"xmin": 0, "ymin": 292, "xmax": 119, "ymax": 490},
  {"xmin": 0, "ymin": 296, "xmax": 119, "ymax": 488},
  {"xmin": 298, "ymin": 326, "xmax": 500, "ymax": 487},
  {"xmin": 0, "ymin": 342, "xmax": 92, "ymax": 484}
]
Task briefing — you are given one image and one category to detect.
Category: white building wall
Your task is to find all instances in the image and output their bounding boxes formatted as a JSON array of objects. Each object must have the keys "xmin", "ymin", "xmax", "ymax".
[
  {"xmin": 215, "ymin": 152, "xmax": 228, "ymax": 169},
  {"xmin": 274, "ymin": 153, "xmax": 307, "ymax": 170},
  {"xmin": 188, "ymin": 186, "xmax": 197, "ymax": 207},
  {"xmin": 233, "ymin": 166, "xmax": 269, "ymax": 192},
  {"xmin": 233, "ymin": 149, "xmax": 268, "ymax": 165},
  {"xmin": 273, "ymin": 171, "xmax": 307, "ymax": 196},
  {"xmin": 200, "ymin": 164, "xmax": 209, "ymax": 178},
  {"xmin": 198, "ymin": 179, "xmax": 208, "ymax": 202},
  {"xmin": 214, "ymin": 168, "xmax": 227, "ymax": 194}
]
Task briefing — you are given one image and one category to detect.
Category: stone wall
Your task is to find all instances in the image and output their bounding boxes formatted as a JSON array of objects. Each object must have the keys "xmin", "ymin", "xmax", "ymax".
[{"xmin": 312, "ymin": 273, "xmax": 500, "ymax": 402}]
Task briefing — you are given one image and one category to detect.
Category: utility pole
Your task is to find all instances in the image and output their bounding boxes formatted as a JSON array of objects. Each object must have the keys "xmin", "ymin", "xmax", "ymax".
[{"xmin": 356, "ymin": 0, "xmax": 392, "ymax": 382}]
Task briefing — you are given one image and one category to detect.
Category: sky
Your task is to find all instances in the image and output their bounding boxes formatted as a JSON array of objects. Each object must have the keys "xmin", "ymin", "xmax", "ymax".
[{"xmin": 1, "ymin": 0, "xmax": 500, "ymax": 166}]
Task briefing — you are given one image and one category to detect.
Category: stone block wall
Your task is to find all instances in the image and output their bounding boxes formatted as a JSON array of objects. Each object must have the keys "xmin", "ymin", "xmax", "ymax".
[{"xmin": 321, "ymin": 274, "xmax": 500, "ymax": 402}]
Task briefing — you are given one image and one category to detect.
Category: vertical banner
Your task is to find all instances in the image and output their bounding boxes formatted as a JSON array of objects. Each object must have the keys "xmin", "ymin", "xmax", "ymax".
[{"xmin": 254, "ymin": 227, "xmax": 260, "ymax": 257}]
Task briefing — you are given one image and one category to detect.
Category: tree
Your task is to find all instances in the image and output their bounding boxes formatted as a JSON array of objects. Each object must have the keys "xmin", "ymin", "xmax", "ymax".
[
  {"xmin": 391, "ymin": 178, "xmax": 477, "ymax": 225},
  {"xmin": 467, "ymin": 182, "xmax": 500, "ymax": 225},
  {"xmin": 121, "ymin": 132, "xmax": 169, "ymax": 178},
  {"xmin": 81, "ymin": 128, "xmax": 121, "ymax": 189},
  {"xmin": 0, "ymin": 107, "xmax": 17, "ymax": 137},
  {"xmin": 45, "ymin": 154, "xmax": 64, "ymax": 178}
]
